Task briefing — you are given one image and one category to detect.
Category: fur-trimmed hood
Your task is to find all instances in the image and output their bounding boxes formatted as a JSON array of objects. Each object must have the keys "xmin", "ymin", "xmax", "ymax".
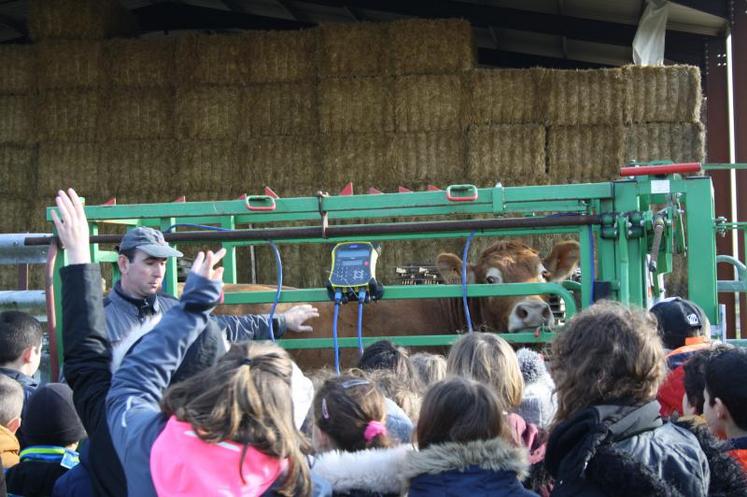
[
  {"xmin": 312, "ymin": 444, "xmax": 412, "ymax": 495},
  {"xmin": 402, "ymin": 437, "xmax": 530, "ymax": 481}
]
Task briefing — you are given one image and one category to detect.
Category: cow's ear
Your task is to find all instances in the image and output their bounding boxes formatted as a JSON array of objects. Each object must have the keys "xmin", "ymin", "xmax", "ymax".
[
  {"xmin": 437, "ymin": 253, "xmax": 475, "ymax": 284},
  {"xmin": 543, "ymin": 241, "xmax": 580, "ymax": 281}
]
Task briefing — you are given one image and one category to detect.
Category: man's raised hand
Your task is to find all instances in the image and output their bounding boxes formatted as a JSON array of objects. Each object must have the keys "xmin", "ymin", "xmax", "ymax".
[{"xmin": 190, "ymin": 249, "xmax": 227, "ymax": 283}]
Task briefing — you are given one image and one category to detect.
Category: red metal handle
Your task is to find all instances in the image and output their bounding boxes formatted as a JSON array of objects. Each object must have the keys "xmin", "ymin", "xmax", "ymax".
[
  {"xmin": 244, "ymin": 195, "xmax": 277, "ymax": 212},
  {"xmin": 446, "ymin": 184, "xmax": 479, "ymax": 202},
  {"xmin": 620, "ymin": 162, "xmax": 701, "ymax": 177}
]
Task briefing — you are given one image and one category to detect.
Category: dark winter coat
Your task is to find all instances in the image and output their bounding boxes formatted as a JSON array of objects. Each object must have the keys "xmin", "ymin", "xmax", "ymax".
[
  {"xmin": 402, "ymin": 437, "xmax": 539, "ymax": 497},
  {"xmin": 5, "ymin": 446, "xmax": 77, "ymax": 497},
  {"xmin": 545, "ymin": 401, "xmax": 710, "ymax": 497}
]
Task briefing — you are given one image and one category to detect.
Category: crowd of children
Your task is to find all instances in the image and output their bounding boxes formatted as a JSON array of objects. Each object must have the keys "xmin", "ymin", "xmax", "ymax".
[{"xmin": 1, "ymin": 187, "xmax": 747, "ymax": 497}]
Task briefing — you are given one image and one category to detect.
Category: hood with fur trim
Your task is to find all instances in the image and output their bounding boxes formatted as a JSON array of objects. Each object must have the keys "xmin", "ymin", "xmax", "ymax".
[
  {"xmin": 312, "ymin": 444, "xmax": 412, "ymax": 495},
  {"xmin": 402, "ymin": 437, "xmax": 530, "ymax": 481}
]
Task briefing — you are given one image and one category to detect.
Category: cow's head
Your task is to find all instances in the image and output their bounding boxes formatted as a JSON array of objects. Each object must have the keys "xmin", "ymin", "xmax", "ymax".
[{"xmin": 437, "ymin": 240, "xmax": 580, "ymax": 332}]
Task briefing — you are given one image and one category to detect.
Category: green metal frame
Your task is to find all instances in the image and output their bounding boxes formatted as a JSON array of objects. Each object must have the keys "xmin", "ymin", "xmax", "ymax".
[{"xmin": 46, "ymin": 170, "xmax": 724, "ymax": 366}]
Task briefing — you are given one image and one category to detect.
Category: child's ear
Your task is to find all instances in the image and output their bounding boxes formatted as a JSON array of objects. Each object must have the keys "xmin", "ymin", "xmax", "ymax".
[
  {"xmin": 20, "ymin": 345, "xmax": 35, "ymax": 365},
  {"xmin": 7, "ymin": 416, "xmax": 21, "ymax": 435},
  {"xmin": 714, "ymin": 397, "xmax": 732, "ymax": 421}
]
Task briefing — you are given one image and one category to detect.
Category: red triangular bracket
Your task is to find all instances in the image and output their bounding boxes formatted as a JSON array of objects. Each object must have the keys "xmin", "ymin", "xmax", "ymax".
[
  {"xmin": 102, "ymin": 197, "xmax": 117, "ymax": 206},
  {"xmin": 173, "ymin": 196, "xmax": 186, "ymax": 202},
  {"xmin": 264, "ymin": 186, "xmax": 279, "ymax": 199},
  {"xmin": 427, "ymin": 185, "xmax": 442, "ymax": 191},
  {"xmin": 238, "ymin": 193, "xmax": 247, "ymax": 200},
  {"xmin": 368, "ymin": 187, "xmax": 383, "ymax": 194},
  {"xmin": 339, "ymin": 182, "xmax": 354, "ymax": 196},
  {"xmin": 398, "ymin": 186, "xmax": 412, "ymax": 193}
]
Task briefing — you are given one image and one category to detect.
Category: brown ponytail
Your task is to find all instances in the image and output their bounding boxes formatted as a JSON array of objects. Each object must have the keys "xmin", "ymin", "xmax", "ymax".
[
  {"xmin": 313, "ymin": 375, "xmax": 392, "ymax": 452},
  {"xmin": 161, "ymin": 342, "xmax": 311, "ymax": 497}
]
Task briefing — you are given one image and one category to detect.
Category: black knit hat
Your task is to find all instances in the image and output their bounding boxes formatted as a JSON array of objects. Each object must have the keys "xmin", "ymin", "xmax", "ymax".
[
  {"xmin": 23, "ymin": 383, "xmax": 86, "ymax": 447},
  {"xmin": 650, "ymin": 297, "xmax": 706, "ymax": 350}
]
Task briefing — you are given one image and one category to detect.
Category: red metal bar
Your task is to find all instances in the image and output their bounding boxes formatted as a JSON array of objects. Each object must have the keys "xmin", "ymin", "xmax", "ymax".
[
  {"xmin": 733, "ymin": 4, "xmax": 747, "ymax": 335},
  {"xmin": 44, "ymin": 243, "xmax": 59, "ymax": 382},
  {"xmin": 619, "ymin": 163, "xmax": 701, "ymax": 176}
]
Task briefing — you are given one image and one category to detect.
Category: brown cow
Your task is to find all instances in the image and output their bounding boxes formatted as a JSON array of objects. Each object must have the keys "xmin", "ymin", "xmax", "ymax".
[{"xmin": 215, "ymin": 240, "xmax": 579, "ymax": 370}]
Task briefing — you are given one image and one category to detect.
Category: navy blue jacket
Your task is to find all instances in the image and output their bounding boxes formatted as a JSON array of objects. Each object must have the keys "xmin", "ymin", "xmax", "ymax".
[{"xmin": 402, "ymin": 438, "xmax": 538, "ymax": 497}]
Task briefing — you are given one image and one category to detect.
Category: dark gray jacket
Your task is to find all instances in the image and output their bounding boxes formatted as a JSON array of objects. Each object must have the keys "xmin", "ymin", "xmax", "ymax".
[
  {"xmin": 104, "ymin": 281, "xmax": 285, "ymax": 349},
  {"xmin": 546, "ymin": 401, "xmax": 710, "ymax": 497}
]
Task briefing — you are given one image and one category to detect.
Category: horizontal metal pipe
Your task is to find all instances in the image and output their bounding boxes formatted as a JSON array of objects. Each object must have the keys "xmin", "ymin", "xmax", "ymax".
[
  {"xmin": 1, "ymin": 234, "xmax": 51, "ymax": 264},
  {"xmin": 0, "ymin": 290, "xmax": 47, "ymax": 314},
  {"xmin": 26, "ymin": 215, "xmax": 601, "ymax": 246}
]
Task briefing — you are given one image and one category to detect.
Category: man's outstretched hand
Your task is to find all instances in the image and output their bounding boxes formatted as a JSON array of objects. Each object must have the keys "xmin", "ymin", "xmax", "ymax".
[
  {"xmin": 190, "ymin": 249, "xmax": 227, "ymax": 283},
  {"xmin": 51, "ymin": 188, "xmax": 91, "ymax": 265},
  {"xmin": 282, "ymin": 304, "xmax": 320, "ymax": 333}
]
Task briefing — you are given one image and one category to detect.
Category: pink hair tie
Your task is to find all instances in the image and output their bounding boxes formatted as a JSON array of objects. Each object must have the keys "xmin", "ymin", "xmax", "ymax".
[{"xmin": 363, "ymin": 421, "xmax": 387, "ymax": 443}]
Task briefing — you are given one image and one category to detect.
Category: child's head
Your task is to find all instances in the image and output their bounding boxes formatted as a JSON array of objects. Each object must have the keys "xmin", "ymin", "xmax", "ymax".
[
  {"xmin": 312, "ymin": 375, "xmax": 391, "ymax": 453},
  {"xmin": 703, "ymin": 347, "xmax": 747, "ymax": 437},
  {"xmin": 368, "ymin": 368, "xmax": 422, "ymax": 423},
  {"xmin": 447, "ymin": 332, "xmax": 524, "ymax": 411},
  {"xmin": 410, "ymin": 352, "xmax": 447, "ymax": 388},
  {"xmin": 161, "ymin": 341, "xmax": 309, "ymax": 497},
  {"xmin": 416, "ymin": 377, "xmax": 508, "ymax": 450},
  {"xmin": 551, "ymin": 301, "xmax": 665, "ymax": 422},
  {"xmin": 650, "ymin": 297, "xmax": 710, "ymax": 350},
  {"xmin": 0, "ymin": 311, "xmax": 44, "ymax": 376},
  {"xmin": 0, "ymin": 375, "xmax": 23, "ymax": 434},
  {"xmin": 23, "ymin": 383, "xmax": 86, "ymax": 448},
  {"xmin": 682, "ymin": 345, "xmax": 729, "ymax": 416}
]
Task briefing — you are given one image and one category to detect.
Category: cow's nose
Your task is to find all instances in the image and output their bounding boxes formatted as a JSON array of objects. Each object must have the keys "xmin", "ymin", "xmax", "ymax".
[{"xmin": 509, "ymin": 300, "xmax": 554, "ymax": 331}]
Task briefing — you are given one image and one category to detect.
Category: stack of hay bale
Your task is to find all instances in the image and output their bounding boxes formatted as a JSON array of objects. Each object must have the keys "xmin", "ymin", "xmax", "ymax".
[{"xmin": 0, "ymin": 2, "xmax": 705, "ymax": 289}]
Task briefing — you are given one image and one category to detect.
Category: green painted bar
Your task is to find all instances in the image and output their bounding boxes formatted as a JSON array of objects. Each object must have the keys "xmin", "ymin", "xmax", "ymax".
[
  {"xmin": 276, "ymin": 331, "xmax": 557, "ymax": 349},
  {"xmin": 685, "ymin": 177, "xmax": 719, "ymax": 324}
]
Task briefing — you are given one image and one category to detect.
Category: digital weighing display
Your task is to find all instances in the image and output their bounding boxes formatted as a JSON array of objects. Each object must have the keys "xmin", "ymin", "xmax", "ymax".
[{"xmin": 329, "ymin": 242, "xmax": 377, "ymax": 288}]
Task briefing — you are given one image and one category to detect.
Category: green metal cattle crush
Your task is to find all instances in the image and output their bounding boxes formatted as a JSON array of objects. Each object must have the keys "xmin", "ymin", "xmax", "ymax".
[{"xmin": 27, "ymin": 162, "xmax": 747, "ymax": 368}]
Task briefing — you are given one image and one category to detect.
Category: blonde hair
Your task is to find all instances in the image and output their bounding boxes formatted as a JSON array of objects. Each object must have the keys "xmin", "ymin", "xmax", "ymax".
[
  {"xmin": 161, "ymin": 342, "xmax": 311, "ymax": 497},
  {"xmin": 551, "ymin": 301, "xmax": 666, "ymax": 423},
  {"xmin": 411, "ymin": 352, "xmax": 447, "ymax": 388},
  {"xmin": 447, "ymin": 332, "xmax": 524, "ymax": 410}
]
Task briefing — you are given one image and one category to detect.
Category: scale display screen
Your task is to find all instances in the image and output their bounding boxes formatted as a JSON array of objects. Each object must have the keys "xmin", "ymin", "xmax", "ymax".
[{"xmin": 329, "ymin": 242, "xmax": 377, "ymax": 288}]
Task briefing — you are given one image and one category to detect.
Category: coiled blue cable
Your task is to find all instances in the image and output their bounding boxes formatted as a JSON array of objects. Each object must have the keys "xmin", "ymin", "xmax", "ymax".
[
  {"xmin": 267, "ymin": 241, "xmax": 282, "ymax": 342},
  {"xmin": 462, "ymin": 230, "xmax": 477, "ymax": 332},
  {"xmin": 332, "ymin": 290, "xmax": 342, "ymax": 375}
]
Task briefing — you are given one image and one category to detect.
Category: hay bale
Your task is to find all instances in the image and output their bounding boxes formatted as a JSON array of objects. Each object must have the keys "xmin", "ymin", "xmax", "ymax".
[
  {"xmin": 0, "ymin": 146, "xmax": 35, "ymax": 195},
  {"xmin": 318, "ymin": 22, "xmax": 388, "ymax": 78},
  {"xmin": 37, "ymin": 90, "xmax": 100, "ymax": 142},
  {"xmin": 175, "ymin": 33, "xmax": 249, "ymax": 86},
  {"xmin": 547, "ymin": 69, "xmax": 625, "ymax": 126},
  {"xmin": 319, "ymin": 77, "xmax": 394, "ymax": 133},
  {"xmin": 623, "ymin": 65, "xmax": 702, "ymax": 123},
  {"xmin": 623, "ymin": 123, "xmax": 705, "ymax": 164},
  {"xmin": 239, "ymin": 83, "xmax": 317, "ymax": 138},
  {"xmin": 28, "ymin": 0, "xmax": 136, "ymax": 41},
  {"xmin": 104, "ymin": 38, "xmax": 176, "ymax": 87},
  {"xmin": 547, "ymin": 125, "xmax": 625, "ymax": 183},
  {"xmin": 38, "ymin": 142, "xmax": 102, "ymax": 197},
  {"xmin": 467, "ymin": 68, "xmax": 545, "ymax": 125},
  {"xmin": 0, "ymin": 197, "xmax": 33, "ymax": 232},
  {"xmin": 98, "ymin": 88, "xmax": 175, "ymax": 140},
  {"xmin": 101, "ymin": 140, "xmax": 178, "ymax": 196},
  {"xmin": 175, "ymin": 141, "xmax": 239, "ymax": 193},
  {"xmin": 36, "ymin": 41, "xmax": 103, "ymax": 89},
  {"xmin": 176, "ymin": 87, "xmax": 240, "ymax": 140},
  {"xmin": 467, "ymin": 125, "xmax": 546, "ymax": 186},
  {"xmin": 0, "ymin": 46, "xmax": 34, "ymax": 95},
  {"xmin": 321, "ymin": 133, "xmax": 395, "ymax": 190},
  {"xmin": 388, "ymin": 19, "xmax": 474, "ymax": 75},
  {"xmin": 392, "ymin": 132, "xmax": 466, "ymax": 185},
  {"xmin": 238, "ymin": 136, "xmax": 322, "ymax": 196},
  {"xmin": 245, "ymin": 29, "xmax": 318, "ymax": 83},
  {"xmin": 0, "ymin": 96, "xmax": 34, "ymax": 144},
  {"xmin": 394, "ymin": 75, "xmax": 464, "ymax": 132}
]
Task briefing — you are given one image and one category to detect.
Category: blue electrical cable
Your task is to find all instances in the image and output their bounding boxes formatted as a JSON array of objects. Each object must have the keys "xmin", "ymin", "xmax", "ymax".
[
  {"xmin": 162, "ymin": 223, "xmax": 232, "ymax": 233},
  {"xmin": 267, "ymin": 241, "xmax": 283, "ymax": 342},
  {"xmin": 587, "ymin": 224, "xmax": 595, "ymax": 303},
  {"xmin": 356, "ymin": 288, "xmax": 367, "ymax": 356},
  {"xmin": 332, "ymin": 290, "xmax": 343, "ymax": 375},
  {"xmin": 462, "ymin": 230, "xmax": 477, "ymax": 332}
]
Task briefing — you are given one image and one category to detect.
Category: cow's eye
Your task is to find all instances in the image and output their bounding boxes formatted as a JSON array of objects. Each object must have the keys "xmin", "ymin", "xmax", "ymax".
[
  {"xmin": 541, "ymin": 270, "xmax": 551, "ymax": 281},
  {"xmin": 486, "ymin": 275, "xmax": 498, "ymax": 284}
]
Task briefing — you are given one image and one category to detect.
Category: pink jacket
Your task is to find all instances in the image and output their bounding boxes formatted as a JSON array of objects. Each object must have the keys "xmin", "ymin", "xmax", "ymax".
[{"xmin": 150, "ymin": 416, "xmax": 287, "ymax": 497}]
